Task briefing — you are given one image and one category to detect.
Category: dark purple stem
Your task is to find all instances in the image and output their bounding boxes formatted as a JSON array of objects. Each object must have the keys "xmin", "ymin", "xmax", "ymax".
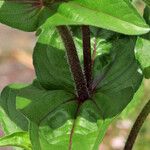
[
  {"xmin": 57, "ymin": 26, "xmax": 89, "ymax": 102},
  {"xmin": 82, "ymin": 25, "xmax": 92, "ymax": 92}
]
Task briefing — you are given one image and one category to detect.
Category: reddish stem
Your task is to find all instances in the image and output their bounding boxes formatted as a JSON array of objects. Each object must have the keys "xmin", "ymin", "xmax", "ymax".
[
  {"xmin": 82, "ymin": 25, "xmax": 92, "ymax": 92},
  {"xmin": 57, "ymin": 26, "xmax": 89, "ymax": 102}
]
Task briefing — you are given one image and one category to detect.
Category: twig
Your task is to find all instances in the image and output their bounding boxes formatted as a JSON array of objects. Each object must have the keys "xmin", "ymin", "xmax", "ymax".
[
  {"xmin": 57, "ymin": 26, "xmax": 89, "ymax": 102},
  {"xmin": 124, "ymin": 99, "xmax": 150, "ymax": 150},
  {"xmin": 81, "ymin": 25, "xmax": 92, "ymax": 91}
]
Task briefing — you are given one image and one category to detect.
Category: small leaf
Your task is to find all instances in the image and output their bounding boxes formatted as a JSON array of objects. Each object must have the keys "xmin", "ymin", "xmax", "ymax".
[
  {"xmin": 135, "ymin": 37, "xmax": 150, "ymax": 78},
  {"xmin": 0, "ymin": 132, "xmax": 31, "ymax": 150}
]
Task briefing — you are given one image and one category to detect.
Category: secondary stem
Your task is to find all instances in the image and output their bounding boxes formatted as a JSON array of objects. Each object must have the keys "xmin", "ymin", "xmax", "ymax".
[
  {"xmin": 57, "ymin": 26, "xmax": 89, "ymax": 102},
  {"xmin": 124, "ymin": 99, "xmax": 150, "ymax": 150},
  {"xmin": 82, "ymin": 25, "xmax": 92, "ymax": 91}
]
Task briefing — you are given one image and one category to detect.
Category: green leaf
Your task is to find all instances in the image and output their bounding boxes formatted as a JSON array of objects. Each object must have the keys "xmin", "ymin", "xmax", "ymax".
[
  {"xmin": 72, "ymin": 26, "xmax": 115, "ymax": 59},
  {"xmin": 93, "ymin": 38, "xmax": 142, "ymax": 90},
  {"xmin": 0, "ymin": 83, "xmax": 112, "ymax": 150},
  {"xmin": 92, "ymin": 37, "xmax": 143, "ymax": 117},
  {"xmin": 0, "ymin": 37, "xmax": 143, "ymax": 150},
  {"xmin": 0, "ymin": 106, "xmax": 22, "ymax": 135},
  {"xmin": 0, "ymin": 1, "xmax": 40, "ymax": 31},
  {"xmin": 0, "ymin": 1, "xmax": 54, "ymax": 31},
  {"xmin": 29, "ymin": 118, "xmax": 112, "ymax": 150},
  {"xmin": 0, "ymin": 132, "xmax": 31, "ymax": 150},
  {"xmin": 33, "ymin": 27, "xmax": 74, "ymax": 92},
  {"xmin": 34, "ymin": 26, "xmax": 116, "ymax": 92},
  {"xmin": 0, "ymin": 24, "xmax": 143, "ymax": 150},
  {"xmin": 0, "ymin": 84, "xmax": 29, "ymax": 131},
  {"xmin": 42, "ymin": 0, "xmax": 150, "ymax": 35},
  {"xmin": 1, "ymin": 83, "xmax": 75, "ymax": 124},
  {"xmin": 143, "ymin": 0, "xmax": 150, "ymax": 7},
  {"xmin": 144, "ymin": 6, "xmax": 150, "ymax": 26},
  {"xmin": 0, "ymin": 95, "xmax": 30, "ymax": 150},
  {"xmin": 1, "ymin": 0, "xmax": 150, "ymax": 34},
  {"xmin": 142, "ymin": 6, "xmax": 150, "ymax": 40},
  {"xmin": 135, "ymin": 37, "xmax": 150, "ymax": 78},
  {"xmin": 121, "ymin": 83, "xmax": 144, "ymax": 118}
]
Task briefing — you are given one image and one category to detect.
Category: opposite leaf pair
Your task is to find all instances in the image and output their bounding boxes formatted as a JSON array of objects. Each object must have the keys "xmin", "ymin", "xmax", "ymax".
[{"xmin": 0, "ymin": 28, "xmax": 143, "ymax": 149}]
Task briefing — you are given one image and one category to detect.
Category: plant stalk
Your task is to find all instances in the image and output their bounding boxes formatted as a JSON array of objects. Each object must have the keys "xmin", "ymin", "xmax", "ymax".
[
  {"xmin": 124, "ymin": 99, "xmax": 150, "ymax": 150},
  {"xmin": 81, "ymin": 25, "xmax": 92, "ymax": 91},
  {"xmin": 57, "ymin": 26, "xmax": 89, "ymax": 102}
]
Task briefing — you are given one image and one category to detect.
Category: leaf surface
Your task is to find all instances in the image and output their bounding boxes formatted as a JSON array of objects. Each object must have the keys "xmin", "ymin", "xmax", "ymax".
[
  {"xmin": 121, "ymin": 83, "xmax": 144, "ymax": 118},
  {"xmin": 33, "ymin": 28, "xmax": 74, "ymax": 92},
  {"xmin": 135, "ymin": 37, "xmax": 150, "ymax": 78},
  {"xmin": 1, "ymin": 0, "xmax": 150, "ymax": 34},
  {"xmin": 142, "ymin": 6, "xmax": 150, "ymax": 40},
  {"xmin": 0, "ymin": 84, "xmax": 29, "ymax": 131},
  {"xmin": 0, "ymin": 132, "xmax": 31, "ymax": 150},
  {"xmin": 0, "ymin": 83, "xmax": 112, "ymax": 150},
  {"xmin": 0, "ymin": 34, "xmax": 143, "ymax": 150},
  {"xmin": 41, "ymin": 0, "xmax": 150, "ymax": 35},
  {"xmin": 92, "ymin": 37, "xmax": 143, "ymax": 117},
  {"xmin": 0, "ymin": 0, "xmax": 43, "ymax": 31},
  {"xmin": 94, "ymin": 38, "xmax": 142, "ymax": 90}
]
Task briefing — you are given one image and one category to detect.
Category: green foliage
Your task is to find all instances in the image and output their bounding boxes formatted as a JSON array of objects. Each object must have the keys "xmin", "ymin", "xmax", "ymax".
[
  {"xmin": 42, "ymin": 0, "xmax": 150, "ymax": 35},
  {"xmin": 0, "ymin": 98, "xmax": 30, "ymax": 149},
  {"xmin": 0, "ymin": 35, "xmax": 143, "ymax": 149},
  {"xmin": 121, "ymin": 83, "xmax": 144, "ymax": 118},
  {"xmin": 143, "ymin": 0, "xmax": 150, "ymax": 7},
  {"xmin": 135, "ymin": 37, "xmax": 150, "ymax": 78},
  {"xmin": 0, "ymin": 106, "xmax": 22, "ymax": 135},
  {"xmin": 0, "ymin": 132, "xmax": 31, "ymax": 150},
  {"xmin": 0, "ymin": 0, "xmax": 43, "ymax": 31},
  {"xmin": 144, "ymin": 6, "xmax": 150, "ymax": 27},
  {"xmin": 0, "ymin": 0, "xmax": 150, "ymax": 150},
  {"xmin": 0, "ymin": 0, "xmax": 150, "ymax": 34},
  {"xmin": 33, "ymin": 28, "xmax": 74, "ymax": 91}
]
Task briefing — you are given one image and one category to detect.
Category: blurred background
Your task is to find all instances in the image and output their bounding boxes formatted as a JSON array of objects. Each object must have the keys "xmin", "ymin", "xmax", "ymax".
[{"xmin": 0, "ymin": 0, "xmax": 149, "ymax": 150}]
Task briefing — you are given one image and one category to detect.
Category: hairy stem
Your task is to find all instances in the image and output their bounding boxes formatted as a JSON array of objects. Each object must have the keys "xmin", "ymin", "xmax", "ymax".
[
  {"xmin": 57, "ymin": 26, "xmax": 89, "ymax": 102},
  {"xmin": 82, "ymin": 25, "xmax": 92, "ymax": 91},
  {"xmin": 124, "ymin": 99, "xmax": 150, "ymax": 150}
]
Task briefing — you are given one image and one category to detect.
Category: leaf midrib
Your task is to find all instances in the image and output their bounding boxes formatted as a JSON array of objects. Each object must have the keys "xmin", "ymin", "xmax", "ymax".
[{"xmin": 59, "ymin": 1, "xmax": 148, "ymax": 29}]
